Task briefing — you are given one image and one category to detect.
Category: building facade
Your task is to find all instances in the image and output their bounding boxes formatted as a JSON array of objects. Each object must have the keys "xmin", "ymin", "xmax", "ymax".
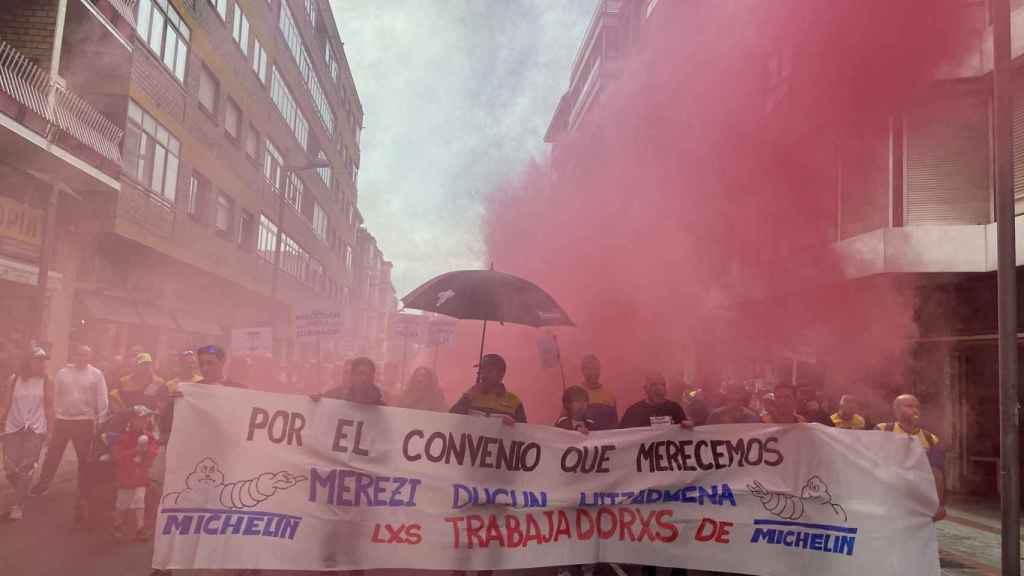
[
  {"xmin": 546, "ymin": 0, "xmax": 1023, "ymax": 497},
  {"xmin": 0, "ymin": 0, "xmax": 394, "ymax": 375}
]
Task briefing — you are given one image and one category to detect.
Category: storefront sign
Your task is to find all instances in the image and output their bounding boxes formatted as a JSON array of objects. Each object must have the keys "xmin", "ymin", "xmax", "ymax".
[
  {"xmin": 0, "ymin": 196, "xmax": 42, "ymax": 260},
  {"xmin": 154, "ymin": 385, "xmax": 942, "ymax": 574}
]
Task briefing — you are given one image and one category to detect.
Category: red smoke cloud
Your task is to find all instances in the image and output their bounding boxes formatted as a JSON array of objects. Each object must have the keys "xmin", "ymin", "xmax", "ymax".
[{"xmin": 435, "ymin": 1, "xmax": 974, "ymax": 424}]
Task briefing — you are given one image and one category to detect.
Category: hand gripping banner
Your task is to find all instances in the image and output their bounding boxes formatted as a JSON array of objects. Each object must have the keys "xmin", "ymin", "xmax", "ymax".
[{"xmin": 153, "ymin": 384, "xmax": 941, "ymax": 575}]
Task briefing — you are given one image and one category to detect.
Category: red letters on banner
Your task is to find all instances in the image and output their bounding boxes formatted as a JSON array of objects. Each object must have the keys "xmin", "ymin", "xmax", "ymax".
[
  {"xmin": 443, "ymin": 508, "xmax": 679, "ymax": 549},
  {"xmin": 694, "ymin": 517, "xmax": 733, "ymax": 543}
]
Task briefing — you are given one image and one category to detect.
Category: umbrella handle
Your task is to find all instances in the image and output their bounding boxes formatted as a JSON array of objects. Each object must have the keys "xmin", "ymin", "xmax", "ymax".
[{"xmin": 478, "ymin": 320, "xmax": 488, "ymax": 364}]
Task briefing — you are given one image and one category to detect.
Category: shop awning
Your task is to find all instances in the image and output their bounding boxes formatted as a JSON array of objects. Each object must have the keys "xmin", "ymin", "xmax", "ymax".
[
  {"xmin": 174, "ymin": 312, "xmax": 223, "ymax": 336},
  {"xmin": 78, "ymin": 292, "xmax": 142, "ymax": 325},
  {"xmin": 137, "ymin": 304, "xmax": 178, "ymax": 330}
]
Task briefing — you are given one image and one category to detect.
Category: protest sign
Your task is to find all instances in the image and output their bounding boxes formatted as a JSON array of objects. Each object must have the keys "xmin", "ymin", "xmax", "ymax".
[
  {"xmin": 230, "ymin": 327, "xmax": 273, "ymax": 356},
  {"xmin": 154, "ymin": 385, "xmax": 940, "ymax": 575},
  {"xmin": 295, "ymin": 306, "xmax": 343, "ymax": 340}
]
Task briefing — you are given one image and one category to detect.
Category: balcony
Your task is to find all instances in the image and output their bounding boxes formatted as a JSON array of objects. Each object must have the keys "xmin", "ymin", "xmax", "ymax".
[
  {"xmin": 0, "ymin": 41, "xmax": 124, "ymax": 165},
  {"xmin": 0, "ymin": 0, "xmax": 134, "ymax": 185}
]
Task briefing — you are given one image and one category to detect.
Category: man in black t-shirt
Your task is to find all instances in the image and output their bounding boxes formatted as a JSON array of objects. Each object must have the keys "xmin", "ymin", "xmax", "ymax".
[{"xmin": 619, "ymin": 373, "xmax": 694, "ymax": 429}]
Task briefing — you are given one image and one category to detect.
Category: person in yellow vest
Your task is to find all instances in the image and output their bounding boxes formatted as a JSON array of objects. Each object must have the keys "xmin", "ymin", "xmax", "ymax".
[
  {"xmin": 164, "ymin": 350, "xmax": 203, "ymax": 393},
  {"xmin": 580, "ymin": 354, "xmax": 618, "ymax": 430},
  {"xmin": 877, "ymin": 394, "xmax": 946, "ymax": 521},
  {"xmin": 830, "ymin": 394, "xmax": 867, "ymax": 429},
  {"xmin": 450, "ymin": 353, "xmax": 526, "ymax": 425},
  {"xmin": 109, "ymin": 353, "xmax": 168, "ymax": 414}
]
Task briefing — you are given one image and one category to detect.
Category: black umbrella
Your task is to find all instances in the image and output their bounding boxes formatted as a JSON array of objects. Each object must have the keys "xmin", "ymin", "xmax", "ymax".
[{"xmin": 401, "ymin": 269, "xmax": 574, "ymax": 362}]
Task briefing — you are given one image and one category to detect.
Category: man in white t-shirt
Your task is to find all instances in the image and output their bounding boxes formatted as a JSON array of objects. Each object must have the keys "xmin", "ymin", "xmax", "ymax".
[{"xmin": 32, "ymin": 344, "xmax": 109, "ymax": 523}]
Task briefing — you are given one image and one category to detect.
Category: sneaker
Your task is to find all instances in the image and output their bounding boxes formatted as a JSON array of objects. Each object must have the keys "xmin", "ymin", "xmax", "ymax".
[
  {"xmin": 29, "ymin": 483, "xmax": 49, "ymax": 496},
  {"xmin": 8, "ymin": 506, "xmax": 23, "ymax": 520}
]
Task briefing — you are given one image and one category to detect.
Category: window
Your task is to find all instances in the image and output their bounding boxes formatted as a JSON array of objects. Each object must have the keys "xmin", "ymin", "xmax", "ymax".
[
  {"xmin": 317, "ymin": 151, "xmax": 331, "ymax": 188},
  {"xmin": 225, "ymin": 97, "xmax": 241, "ymax": 140},
  {"xmin": 279, "ymin": 233, "xmax": 311, "ymax": 282},
  {"xmin": 215, "ymin": 193, "xmax": 233, "ymax": 234},
  {"xmin": 238, "ymin": 210, "xmax": 255, "ymax": 248},
  {"xmin": 325, "ymin": 45, "xmax": 339, "ymax": 83},
  {"xmin": 198, "ymin": 65, "xmax": 219, "ymax": 115},
  {"xmin": 136, "ymin": 0, "xmax": 190, "ymax": 82},
  {"xmin": 344, "ymin": 244, "xmax": 352, "ymax": 273},
  {"xmin": 305, "ymin": 0, "xmax": 318, "ymax": 30},
  {"xmin": 209, "ymin": 0, "xmax": 227, "ymax": 20},
  {"xmin": 285, "ymin": 172, "xmax": 303, "ymax": 212},
  {"xmin": 257, "ymin": 214, "xmax": 278, "ymax": 263},
  {"xmin": 245, "ymin": 124, "xmax": 260, "ymax": 160},
  {"xmin": 270, "ymin": 67, "xmax": 309, "ymax": 149},
  {"xmin": 186, "ymin": 172, "xmax": 208, "ymax": 221},
  {"xmin": 124, "ymin": 100, "xmax": 180, "ymax": 203},
  {"xmin": 309, "ymin": 258, "xmax": 324, "ymax": 291},
  {"xmin": 232, "ymin": 4, "xmax": 250, "ymax": 56},
  {"xmin": 252, "ymin": 37, "xmax": 268, "ymax": 84},
  {"xmin": 279, "ymin": 3, "xmax": 334, "ymax": 135},
  {"xmin": 264, "ymin": 140, "xmax": 284, "ymax": 191},
  {"xmin": 312, "ymin": 202, "xmax": 328, "ymax": 241}
]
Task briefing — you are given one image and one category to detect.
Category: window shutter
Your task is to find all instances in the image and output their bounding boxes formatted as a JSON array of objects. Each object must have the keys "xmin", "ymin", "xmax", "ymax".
[{"xmin": 904, "ymin": 87, "xmax": 991, "ymax": 225}]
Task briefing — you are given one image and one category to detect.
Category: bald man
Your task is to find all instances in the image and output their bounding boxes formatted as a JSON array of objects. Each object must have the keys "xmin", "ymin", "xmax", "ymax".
[{"xmin": 878, "ymin": 394, "xmax": 945, "ymax": 521}]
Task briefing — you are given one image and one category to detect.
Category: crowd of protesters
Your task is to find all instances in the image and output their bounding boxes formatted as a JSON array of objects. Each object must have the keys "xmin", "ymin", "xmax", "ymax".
[{"xmin": 0, "ymin": 340, "xmax": 947, "ymax": 576}]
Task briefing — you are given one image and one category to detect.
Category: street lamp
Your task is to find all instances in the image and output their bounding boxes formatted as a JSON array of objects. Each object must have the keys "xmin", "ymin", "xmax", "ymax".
[{"xmin": 269, "ymin": 158, "xmax": 331, "ymax": 357}]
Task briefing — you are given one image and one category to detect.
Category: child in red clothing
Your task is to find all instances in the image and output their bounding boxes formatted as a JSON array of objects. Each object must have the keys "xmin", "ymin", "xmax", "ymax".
[{"xmin": 112, "ymin": 406, "xmax": 159, "ymax": 540}]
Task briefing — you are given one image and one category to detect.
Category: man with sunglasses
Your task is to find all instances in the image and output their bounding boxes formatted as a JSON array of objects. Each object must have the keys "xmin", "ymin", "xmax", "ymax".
[{"xmin": 151, "ymin": 345, "xmax": 251, "ymax": 576}]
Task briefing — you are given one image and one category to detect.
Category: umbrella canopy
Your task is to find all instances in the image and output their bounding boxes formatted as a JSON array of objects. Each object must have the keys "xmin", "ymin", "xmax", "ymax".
[{"xmin": 401, "ymin": 269, "xmax": 574, "ymax": 328}]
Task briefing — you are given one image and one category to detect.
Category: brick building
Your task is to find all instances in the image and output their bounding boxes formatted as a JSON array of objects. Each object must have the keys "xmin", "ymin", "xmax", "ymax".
[{"xmin": 0, "ymin": 0, "xmax": 394, "ymax": 376}]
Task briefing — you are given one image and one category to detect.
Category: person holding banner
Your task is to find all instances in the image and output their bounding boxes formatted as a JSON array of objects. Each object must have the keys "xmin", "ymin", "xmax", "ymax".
[
  {"xmin": 619, "ymin": 373, "xmax": 693, "ymax": 429},
  {"xmin": 580, "ymin": 354, "xmax": 618, "ymax": 430},
  {"xmin": 877, "ymin": 394, "xmax": 947, "ymax": 521},
  {"xmin": 555, "ymin": 385, "xmax": 594, "ymax": 434},
  {"xmin": 450, "ymin": 353, "xmax": 526, "ymax": 425}
]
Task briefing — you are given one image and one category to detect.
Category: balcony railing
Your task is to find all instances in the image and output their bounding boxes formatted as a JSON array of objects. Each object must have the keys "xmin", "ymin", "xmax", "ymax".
[
  {"xmin": 0, "ymin": 41, "xmax": 124, "ymax": 164},
  {"xmin": 104, "ymin": 0, "xmax": 138, "ymax": 29}
]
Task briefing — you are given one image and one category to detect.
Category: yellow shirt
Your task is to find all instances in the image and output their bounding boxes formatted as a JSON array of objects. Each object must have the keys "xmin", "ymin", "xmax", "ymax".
[
  {"xmin": 831, "ymin": 412, "xmax": 866, "ymax": 430},
  {"xmin": 877, "ymin": 421, "xmax": 939, "ymax": 450}
]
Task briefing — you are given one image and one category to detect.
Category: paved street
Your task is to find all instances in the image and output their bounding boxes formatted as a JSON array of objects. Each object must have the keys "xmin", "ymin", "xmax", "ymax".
[{"xmin": 0, "ymin": 453, "xmax": 1017, "ymax": 576}]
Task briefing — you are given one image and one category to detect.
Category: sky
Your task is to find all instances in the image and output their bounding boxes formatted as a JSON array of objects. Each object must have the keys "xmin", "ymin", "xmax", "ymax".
[{"xmin": 329, "ymin": 0, "xmax": 596, "ymax": 298}]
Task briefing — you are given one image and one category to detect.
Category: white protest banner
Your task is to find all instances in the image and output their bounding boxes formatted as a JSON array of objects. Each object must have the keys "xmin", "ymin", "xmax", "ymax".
[
  {"xmin": 295, "ymin": 306, "xmax": 343, "ymax": 340},
  {"xmin": 154, "ymin": 384, "xmax": 940, "ymax": 575}
]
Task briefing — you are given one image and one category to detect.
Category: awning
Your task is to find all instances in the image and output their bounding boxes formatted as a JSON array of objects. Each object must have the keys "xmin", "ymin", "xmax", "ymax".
[
  {"xmin": 78, "ymin": 292, "xmax": 142, "ymax": 325},
  {"xmin": 137, "ymin": 304, "xmax": 178, "ymax": 330},
  {"xmin": 174, "ymin": 312, "xmax": 223, "ymax": 336}
]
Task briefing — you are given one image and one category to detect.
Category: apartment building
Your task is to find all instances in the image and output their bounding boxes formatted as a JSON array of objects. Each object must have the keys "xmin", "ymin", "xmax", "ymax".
[
  {"xmin": 545, "ymin": 0, "xmax": 1022, "ymax": 497},
  {"xmin": 0, "ymin": 0, "xmax": 393, "ymax": 369}
]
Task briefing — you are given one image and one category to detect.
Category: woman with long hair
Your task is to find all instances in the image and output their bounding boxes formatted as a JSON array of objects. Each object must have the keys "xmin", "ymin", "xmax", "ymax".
[
  {"xmin": 0, "ymin": 347, "xmax": 53, "ymax": 520},
  {"xmin": 398, "ymin": 367, "xmax": 447, "ymax": 412}
]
